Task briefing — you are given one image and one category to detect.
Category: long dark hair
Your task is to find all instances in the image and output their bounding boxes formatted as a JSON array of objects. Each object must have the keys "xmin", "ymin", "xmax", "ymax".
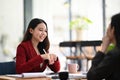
[
  {"xmin": 22, "ymin": 18, "xmax": 50, "ymax": 53},
  {"xmin": 111, "ymin": 13, "xmax": 120, "ymax": 48}
]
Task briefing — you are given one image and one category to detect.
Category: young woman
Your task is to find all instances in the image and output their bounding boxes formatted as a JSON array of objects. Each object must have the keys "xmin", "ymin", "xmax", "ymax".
[
  {"xmin": 16, "ymin": 18, "xmax": 60, "ymax": 74},
  {"xmin": 87, "ymin": 13, "xmax": 120, "ymax": 80}
]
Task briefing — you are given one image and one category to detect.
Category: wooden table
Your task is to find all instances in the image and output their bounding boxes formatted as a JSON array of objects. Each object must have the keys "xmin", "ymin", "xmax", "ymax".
[
  {"xmin": 0, "ymin": 76, "xmax": 51, "ymax": 80},
  {"xmin": 0, "ymin": 75, "xmax": 87, "ymax": 80}
]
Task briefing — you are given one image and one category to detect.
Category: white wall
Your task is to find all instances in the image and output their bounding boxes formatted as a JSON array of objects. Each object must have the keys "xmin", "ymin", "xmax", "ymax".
[{"xmin": 0, "ymin": 0, "xmax": 23, "ymax": 61}]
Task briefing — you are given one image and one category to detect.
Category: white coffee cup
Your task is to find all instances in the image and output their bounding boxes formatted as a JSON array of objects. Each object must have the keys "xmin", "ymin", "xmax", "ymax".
[{"xmin": 68, "ymin": 63, "xmax": 79, "ymax": 73}]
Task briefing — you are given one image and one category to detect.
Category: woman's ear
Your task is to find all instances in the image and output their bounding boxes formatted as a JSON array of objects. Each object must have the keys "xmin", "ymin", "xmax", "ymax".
[
  {"xmin": 29, "ymin": 28, "xmax": 33, "ymax": 34},
  {"xmin": 111, "ymin": 27, "xmax": 115, "ymax": 35}
]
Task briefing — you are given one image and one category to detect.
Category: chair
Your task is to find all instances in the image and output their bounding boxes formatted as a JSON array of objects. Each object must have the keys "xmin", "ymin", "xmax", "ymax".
[{"xmin": 0, "ymin": 61, "xmax": 16, "ymax": 75}]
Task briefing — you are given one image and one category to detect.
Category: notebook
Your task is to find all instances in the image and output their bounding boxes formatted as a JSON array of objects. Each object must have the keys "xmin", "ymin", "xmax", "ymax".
[{"xmin": 6, "ymin": 72, "xmax": 46, "ymax": 78}]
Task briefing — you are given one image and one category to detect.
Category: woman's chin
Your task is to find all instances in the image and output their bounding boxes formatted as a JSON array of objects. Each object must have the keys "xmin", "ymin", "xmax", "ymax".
[{"xmin": 39, "ymin": 39, "xmax": 44, "ymax": 42}]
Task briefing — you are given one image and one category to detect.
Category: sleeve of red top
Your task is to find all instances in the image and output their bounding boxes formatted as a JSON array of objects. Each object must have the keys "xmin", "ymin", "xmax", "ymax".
[
  {"xmin": 48, "ymin": 58, "xmax": 60, "ymax": 73},
  {"xmin": 16, "ymin": 45, "xmax": 44, "ymax": 74}
]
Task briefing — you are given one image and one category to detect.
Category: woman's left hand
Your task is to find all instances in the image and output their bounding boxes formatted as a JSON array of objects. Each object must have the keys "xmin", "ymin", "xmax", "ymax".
[{"xmin": 49, "ymin": 54, "xmax": 58, "ymax": 65}]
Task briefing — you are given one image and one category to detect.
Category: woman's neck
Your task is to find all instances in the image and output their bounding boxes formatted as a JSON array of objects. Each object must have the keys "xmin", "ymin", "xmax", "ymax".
[{"xmin": 31, "ymin": 38, "xmax": 39, "ymax": 48}]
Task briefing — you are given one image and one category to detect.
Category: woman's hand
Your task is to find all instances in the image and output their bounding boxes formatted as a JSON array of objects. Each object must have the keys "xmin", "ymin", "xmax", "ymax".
[
  {"xmin": 41, "ymin": 53, "xmax": 50, "ymax": 60},
  {"xmin": 49, "ymin": 54, "xmax": 58, "ymax": 65},
  {"xmin": 101, "ymin": 35, "xmax": 111, "ymax": 53},
  {"xmin": 41, "ymin": 53, "xmax": 58, "ymax": 65},
  {"xmin": 101, "ymin": 25, "xmax": 115, "ymax": 53}
]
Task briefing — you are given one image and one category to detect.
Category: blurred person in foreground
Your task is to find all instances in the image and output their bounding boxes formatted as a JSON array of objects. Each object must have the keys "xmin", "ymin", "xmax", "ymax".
[
  {"xmin": 16, "ymin": 18, "xmax": 60, "ymax": 74},
  {"xmin": 87, "ymin": 13, "xmax": 120, "ymax": 80}
]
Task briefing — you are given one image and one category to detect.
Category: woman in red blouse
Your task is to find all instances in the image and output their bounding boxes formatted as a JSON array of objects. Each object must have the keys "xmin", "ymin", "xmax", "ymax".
[{"xmin": 16, "ymin": 18, "xmax": 60, "ymax": 74}]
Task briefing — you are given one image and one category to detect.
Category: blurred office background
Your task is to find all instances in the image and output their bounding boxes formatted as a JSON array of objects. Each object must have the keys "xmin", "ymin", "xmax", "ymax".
[{"xmin": 0, "ymin": 0, "xmax": 120, "ymax": 71}]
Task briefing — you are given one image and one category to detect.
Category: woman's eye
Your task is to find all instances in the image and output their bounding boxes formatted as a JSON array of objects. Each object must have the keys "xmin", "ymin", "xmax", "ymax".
[
  {"xmin": 39, "ymin": 29, "xmax": 43, "ymax": 31},
  {"xmin": 39, "ymin": 29, "xmax": 47, "ymax": 32}
]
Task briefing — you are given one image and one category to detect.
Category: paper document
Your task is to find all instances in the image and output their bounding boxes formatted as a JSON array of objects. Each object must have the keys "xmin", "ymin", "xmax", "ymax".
[
  {"xmin": 22, "ymin": 72, "xmax": 46, "ymax": 78},
  {"xmin": 6, "ymin": 72, "xmax": 46, "ymax": 78},
  {"xmin": 6, "ymin": 74, "xmax": 22, "ymax": 78}
]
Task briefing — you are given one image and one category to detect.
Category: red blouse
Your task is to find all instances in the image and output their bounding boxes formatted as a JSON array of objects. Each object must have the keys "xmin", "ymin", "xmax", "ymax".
[{"xmin": 16, "ymin": 40, "xmax": 60, "ymax": 74}]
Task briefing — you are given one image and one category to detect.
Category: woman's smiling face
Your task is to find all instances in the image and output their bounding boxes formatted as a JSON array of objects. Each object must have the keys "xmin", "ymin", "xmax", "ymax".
[{"xmin": 30, "ymin": 22, "xmax": 47, "ymax": 42}]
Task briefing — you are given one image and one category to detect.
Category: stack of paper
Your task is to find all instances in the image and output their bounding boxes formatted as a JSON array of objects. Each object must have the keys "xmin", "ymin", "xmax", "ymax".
[
  {"xmin": 22, "ymin": 72, "xmax": 46, "ymax": 78},
  {"xmin": 6, "ymin": 72, "xmax": 46, "ymax": 78}
]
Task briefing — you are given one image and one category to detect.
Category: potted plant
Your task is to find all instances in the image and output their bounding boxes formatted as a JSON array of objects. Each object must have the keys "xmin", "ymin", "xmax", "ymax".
[{"xmin": 70, "ymin": 16, "xmax": 92, "ymax": 40}]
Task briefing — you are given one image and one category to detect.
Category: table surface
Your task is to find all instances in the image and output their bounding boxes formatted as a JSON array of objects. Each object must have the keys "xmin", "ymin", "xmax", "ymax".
[
  {"xmin": 0, "ymin": 73, "xmax": 87, "ymax": 80},
  {"xmin": 0, "ymin": 76, "xmax": 51, "ymax": 80},
  {"xmin": 0, "ymin": 75, "xmax": 87, "ymax": 80}
]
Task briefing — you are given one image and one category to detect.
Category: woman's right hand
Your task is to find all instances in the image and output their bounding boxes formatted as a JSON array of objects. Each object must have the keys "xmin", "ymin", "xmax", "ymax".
[
  {"xmin": 41, "ymin": 54, "xmax": 56, "ymax": 65},
  {"xmin": 101, "ymin": 25, "xmax": 115, "ymax": 53},
  {"xmin": 41, "ymin": 54, "xmax": 50, "ymax": 61},
  {"xmin": 101, "ymin": 35, "xmax": 111, "ymax": 53}
]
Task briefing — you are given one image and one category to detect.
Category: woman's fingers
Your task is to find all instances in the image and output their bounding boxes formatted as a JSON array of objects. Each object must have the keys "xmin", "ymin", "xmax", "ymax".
[
  {"xmin": 41, "ymin": 53, "xmax": 58, "ymax": 65},
  {"xmin": 49, "ymin": 54, "xmax": 57, "ymax": 65}
]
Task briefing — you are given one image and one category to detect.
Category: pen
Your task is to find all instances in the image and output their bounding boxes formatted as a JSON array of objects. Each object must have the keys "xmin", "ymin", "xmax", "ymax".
[
  {"xmin": 43, "ymin": 49, "xmax": 49, "ymax": 63},
  {"xmin": 43, "ymin": 49, "xmax": 47, "ymax": 54},
  {"xmin": 40, "ymin": 49, "xmax": 48, "ymax": 67}
]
